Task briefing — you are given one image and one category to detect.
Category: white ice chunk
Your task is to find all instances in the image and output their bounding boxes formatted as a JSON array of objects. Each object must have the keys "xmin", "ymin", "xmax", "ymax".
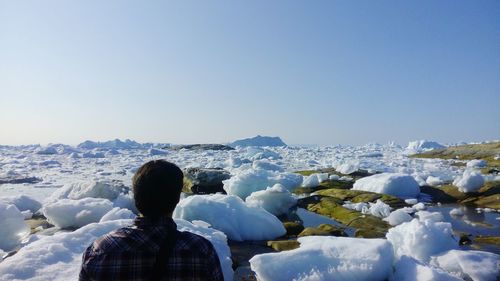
[
  {"xmin": 384, "ymin": 209, "xmax": 413, "ymax": 226},
  {"xmin": 0, "ymin": 202, "xmax": 30, "ymax": 251},
  {"xmin": 413, "ymin": 202, "xmax": 427, "ymax": 210},
  {"xmin": 406, "ymin": 140, "xmax": 445, "ymax": 153},
  {"xmin": 173, "ymin": 194, "xmax": 286, "ymax": 241},
  {"xmin": 245, "ymin": 184, "xmax": 297, "ymax": 216},
  {"xmin": 453, "ymin": 169, "xmax": 485, "ymax": 193},
  {"xmin": 301, "ymin": 174, "xmax": 320, "ymax": 188},
  {"xmin": 148, "ymin": 148, "xmax": 168, "ymax": 155},
  {"xmin": 42, "ymin": 198, "xmax": 114, "ymax": 228},
  {"xmin": 426, "ymin": 176, "xmax": 443, "ymax": 186},
  {"xmin": 250, "ymin": 236, "xmax": 393, "ymax": 281},
  {"xmin": 432, "ymin": 249, "xmax": 500, "ymax": 281},
  {"xmin": 405, "ymin": 198, "xmax": 418, "ymax": 205},
  {"xmin": 222, "ymin": 168, "xmax": 302, "ymax": 200},
  {"xmin": 0, "ymin": 195, "xmax": 42, "ymax": 213},
  {"xmin": 416, "ymin": 210, "xmax": 444, "ymax": 222},
  {"xmin": 0, "ymin": 219, "xmax": 130, "ymax": 281},
  {"xmin": 45, "ymin": 181, "xmax": 128, "ymax": 203},
  {"xmin": 353, "ymin": 173, "xmax": 420, "ymax": 198},
  {"xmin": 466, "ymin": 159, "xmax": 487, "ymax": 168},
  {"xmin": 391, "ymin": 256, "xmax": 463, "ymax": 281},
  {"xmin": 386, "ymin": 219, "xmax": 457, "ymax": 262},
  {"xmin": 99, "ymin": 207, "xmax": 136, "ymax": 222},
  {"xmin": 449, "ymin": 208, "xmax": 464, "ymax": 216},
  {"xmin": 336, "ymin": 161, "xmax": 359, "ymax": 174},
  {"xmin": 252, "ymin": 160, "xmax": 284, "ymax": 172}
]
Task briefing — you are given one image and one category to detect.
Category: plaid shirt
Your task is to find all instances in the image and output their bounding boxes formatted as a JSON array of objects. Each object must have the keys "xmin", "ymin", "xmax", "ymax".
[{"xmin": 79, "ymin": 217, "xmax": 224, "ymax": 281}]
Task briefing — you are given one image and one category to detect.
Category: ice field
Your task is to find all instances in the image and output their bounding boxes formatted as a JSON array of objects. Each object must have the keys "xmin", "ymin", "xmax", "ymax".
[{"xmin": 0, "ymin": 138, "xmax": 499, "ymax": 281}]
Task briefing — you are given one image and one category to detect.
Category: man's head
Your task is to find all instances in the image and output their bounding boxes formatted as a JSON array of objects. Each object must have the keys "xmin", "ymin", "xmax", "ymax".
[{"xmin": 132, "ymin": 160, "xmax": 183, "ymax": 219}]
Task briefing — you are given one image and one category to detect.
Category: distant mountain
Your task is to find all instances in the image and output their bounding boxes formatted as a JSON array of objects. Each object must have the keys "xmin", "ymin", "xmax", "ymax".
[
  {"xmin": 229, "ymin": 135, "xmax": 287, "ymax": 147},
  {"xmin": 77, "ymin": 139, "xmax": 144, "ymax": 150}
]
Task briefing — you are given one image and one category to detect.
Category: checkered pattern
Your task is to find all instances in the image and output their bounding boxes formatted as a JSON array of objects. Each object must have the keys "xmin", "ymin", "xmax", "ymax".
[{"xmin": 79, "ymin": 217, "xmax": 224, "ymax": 281}]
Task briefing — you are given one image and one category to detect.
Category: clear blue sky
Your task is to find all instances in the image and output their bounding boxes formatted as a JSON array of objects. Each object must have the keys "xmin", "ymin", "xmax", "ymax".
[{"xmin": 1, "ymin": 0, "xmax": 499, "ymax": 146}]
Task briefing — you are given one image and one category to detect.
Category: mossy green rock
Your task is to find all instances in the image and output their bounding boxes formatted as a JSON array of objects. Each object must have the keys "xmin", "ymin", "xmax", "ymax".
[
  {"xmin": 266, "ymin": 240, "xmax": 300, "ymax": 251},
  {"xmin": 283, "ymin": 221, "xmax": 305, "ymax": 236},
  {"xmin": 302, "ymin": 196, "xmax": 390, "ymax": 238},
  {"xmin": 298, "ymin": 224, "xmax": 346, "ymax": 237},
  {"xmin": 474, "ymin": 236, "xmax": 500, "ymax": 246},
  {"xmin": 293, "ymin": 180, "xmax": 353, "ymax": 195},
  {"xmin": 421, "ymin": 181, "xmax": 500, "ymax": 210},
  {"xmin": 315, "ymin": 188, "xmax": 407, "ymax": 209}
]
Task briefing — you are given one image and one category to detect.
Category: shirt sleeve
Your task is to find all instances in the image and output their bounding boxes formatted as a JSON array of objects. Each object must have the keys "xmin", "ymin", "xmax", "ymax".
[
  {"xmin": 205, "ymin": 242, "xmax": 225, "ymax": 281},
  {"xmin": 78, "ymin": 247, "xmax": 91, "ymax": 281}
]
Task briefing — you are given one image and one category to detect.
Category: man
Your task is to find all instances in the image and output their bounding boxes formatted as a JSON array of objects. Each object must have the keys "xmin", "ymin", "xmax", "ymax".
[{"xmin": 79, "ymin": 160, "xmax": 224, "ymax": 281}]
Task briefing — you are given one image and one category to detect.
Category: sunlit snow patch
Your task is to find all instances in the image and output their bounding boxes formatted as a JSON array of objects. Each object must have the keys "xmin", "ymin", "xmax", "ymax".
[
  {"xmin": 352, "ymin": 173, "xmax": 420, "ymax": 198},
  {"xmin": 173, "ymin": 194, "xmax": 286, "ymax": 241},
  {"xmin": 249, "ymin": 236, "xmax": 393, "ymax": 281}
]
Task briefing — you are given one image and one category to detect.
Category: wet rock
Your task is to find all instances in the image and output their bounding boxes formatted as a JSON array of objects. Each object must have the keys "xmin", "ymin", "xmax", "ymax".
[
  {"xmin": 266, "ymin": 240, "xmax": 300, "ymax": 251},
  {"xmin": 283, "ymin": 221, "xmax": 304, "ymax": 236},
  {"xmin": 183, "ymin": 168, "xmax": 231, "ymax": 194},
  {"xmin": 314, "ymin": 188, "xmax": 407, "ymax": 209},
  {"xmin": 474, "ymin": 235, "xmax": 500, "ymax": 246},
  {"xmin": 298, "ymin": 224, "xmax": 346, "ymax": 237},
  {"xmin": 299, "ymin": 196, "xmax": 390, "ymax": 238},
  {"xmin": 421, "ymin": 181, "xmax": 500, "ymax": 210}
]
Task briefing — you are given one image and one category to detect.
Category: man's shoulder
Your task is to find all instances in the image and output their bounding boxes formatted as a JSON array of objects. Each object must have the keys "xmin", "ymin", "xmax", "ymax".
[
  {"xmin": 87, "ymin": 225, "xmax": 143, "ymax": 253},
  {"xmin": 175, "ymin": 231, "xmax": 217, "ymax": 253}
]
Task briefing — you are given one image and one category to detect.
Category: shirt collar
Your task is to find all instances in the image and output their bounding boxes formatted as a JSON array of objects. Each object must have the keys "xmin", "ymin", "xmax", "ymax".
[{"xmin": 133, "ymin": 216, "xmax": 177, "ymax": 229}]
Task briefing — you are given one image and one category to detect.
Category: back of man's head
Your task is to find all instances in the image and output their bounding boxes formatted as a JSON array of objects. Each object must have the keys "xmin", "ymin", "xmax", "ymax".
[{"xmin": 132, "ymin": 160, "xmax": 183, "ymax": 219}]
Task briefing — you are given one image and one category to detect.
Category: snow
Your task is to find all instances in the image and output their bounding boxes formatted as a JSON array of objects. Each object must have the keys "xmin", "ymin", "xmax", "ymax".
[
  {"xmin": 42, "ymin": 198, "xmax": 114, "ymax": 228},
  {"xmin": 45, "ymin": 180, "xmax": 127, "ymax": 203},
  {"xmin": 413, "ymin": 202, "xmax": 427, "ymax": 211},
  {"xmin": 99, "ymin": 207, "xmax": 136, "ymax": 222},
  {"xmin": 173, "ymin": 194, "xmax": 286, "ymax": 241},
  {"xmin": 386, "ymin": 219, "xmax": 457, "ymax": 262},
  {"xmin": 148, "ymin": 148, "xmax": 168, "ymax": 155},
  {"xmin": 384, "ymin": 209, "xmax": 413, "ymax": 226},
  {"xmin": 466, "ymin": 159, "xmax": 487, "ymax": 168},
  {"xmin": 352, "ymin": 173, "xmax": 421, "ymax": 198},
  {"xmin": 0, "ymin": 202, "xmax": 30, "ymax": 251},
  {"xmin": 426, "ymin": 176, "xmax": 443, "ymax": 186},
  {"xmin": 222, "ymin": 168, "xmax": 302, "ymax": 199},
  {"xmin": 252, "ymin": 160, "xmax": 284, "ymax": 172},
  {"xmin": 302, "ymin": 173, "xmax": 329, "ymax": 188},
  {"xmin": 453, "ymin": 169, "xmax": 485, "ymax": 193},
  {"xmin": 0, "ymin": 218, "xmax": 234, "ymax": 281},
  {"xmin": 245, "ymin": 184, "xmax": 297, "ymax": 216},
  {"xmin": 301, "ymin": 174, "xmax": 319, "ymax": 188},
  {"xmin": 416, "ymin": 211, "xmax": 444, "ymax": 222},
  {"xmin": 431, "ymin": 249, "xmax": 500, "ymax": 281},
  {"xmin": 35, "ymin": 146, "xmax": 58, "ymax": 155},
  {"xmin": 343, "ymin": 200, "xmax": 391, "ymax": 218},
  {"xmin": 0, "ymin": 195, "xmax": 42, "ymax": 213},
  {"xmin": 405, "ymin": 198, "xmax": 419, "ymax": 205},
  {"xmin": 249, "ymin": 236, "xmax": 394, "ymax": 281},
  {"xmin": 336, "ymin": 161, "xmax": 360, "ymax": 174},
  {"xmin": 391, "ymin": 256, "xmax": 463, "ymax": 281},
  {"xmin": 449, "ymin": 208, "xmax": 464, "ymax": 216},
  {"xmin": 406, "ymin": 140, "xmax": 446, "ymax": 153}
]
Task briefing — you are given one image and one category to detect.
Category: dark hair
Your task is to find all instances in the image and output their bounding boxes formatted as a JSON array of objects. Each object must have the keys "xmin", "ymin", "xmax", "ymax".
[{"xmin": 132, "ymin": 160, "xmax": 183, "ymax": 218}]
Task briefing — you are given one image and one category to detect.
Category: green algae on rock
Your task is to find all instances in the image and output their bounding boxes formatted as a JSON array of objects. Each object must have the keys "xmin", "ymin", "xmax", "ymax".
[
  {"xmin": 421, "ymin": 181, "xmax": 500, "ymax": 210},
  {"xmin": 298, "ymin": 196, "xmax": 390, "ymax": 238}
]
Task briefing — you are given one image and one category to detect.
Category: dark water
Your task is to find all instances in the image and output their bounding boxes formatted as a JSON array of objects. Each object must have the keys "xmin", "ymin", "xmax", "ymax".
[{"xmin": 427, "ymin": 204, "xmax": 500, "ymax": 254}]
